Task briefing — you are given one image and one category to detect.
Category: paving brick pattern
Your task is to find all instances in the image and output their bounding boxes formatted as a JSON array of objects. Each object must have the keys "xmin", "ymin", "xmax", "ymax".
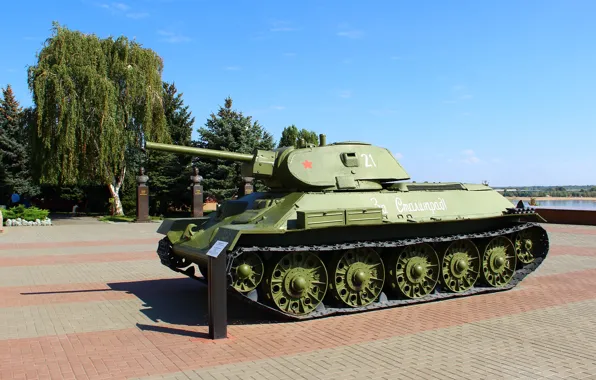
[
  {"xmin": 529, "ymin": 254, "xmax": 596, "ymax": 276},
  {"xmin": 0, "ymin": 260, "xmax": 177, "ymax": 287},
  {"xmin": 0, "ymin": 244, "xmax": 158, "ymax": 258},
  {"xmin": 134, "ymin": 300, "xmax": 596, "ymax": 380},
  {"xmin": 0, "ymin": 222, "xmax": 595, "ymax": 380}
]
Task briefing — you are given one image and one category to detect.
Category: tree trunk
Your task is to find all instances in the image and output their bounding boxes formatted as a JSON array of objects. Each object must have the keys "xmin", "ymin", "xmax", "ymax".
[{"xmin": 108, "ymin": 166, "xmax": 126, "ymax": 216}]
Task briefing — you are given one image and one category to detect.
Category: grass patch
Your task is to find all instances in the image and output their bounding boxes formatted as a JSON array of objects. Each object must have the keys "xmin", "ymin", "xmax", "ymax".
[{"xmin": 98, "ymin": 215, "xmax": 163, "ymax": 223}]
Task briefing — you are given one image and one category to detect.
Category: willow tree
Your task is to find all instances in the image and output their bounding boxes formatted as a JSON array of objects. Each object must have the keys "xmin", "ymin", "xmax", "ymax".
[{"xmin": 27, "ymin": 22, "xmax": 169, "ymax": 215}]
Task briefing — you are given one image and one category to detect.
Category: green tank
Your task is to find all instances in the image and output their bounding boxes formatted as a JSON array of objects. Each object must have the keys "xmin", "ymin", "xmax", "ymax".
[{"xmin": 145, "ymin": 135, "xmax": 549, "ymax": 320}]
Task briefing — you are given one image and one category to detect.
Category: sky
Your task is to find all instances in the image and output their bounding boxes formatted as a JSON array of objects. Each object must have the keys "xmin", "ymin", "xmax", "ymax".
[{"xmin": 1, "ymin": 0, "xmax": 595, "ymax": 187}]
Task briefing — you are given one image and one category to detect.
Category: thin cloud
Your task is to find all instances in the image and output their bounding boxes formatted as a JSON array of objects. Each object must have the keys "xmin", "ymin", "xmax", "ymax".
[
  {"xmin": 270, "ymin": 21, "xmax": 298, "ymax": 32},
  {"xmin": 442, "ymin": 84, "xmax": 473, "ymax": 104},
  {"xmin": 97, "ymin": 2, "xmax": 129, "ymax": 12},
  {"xmin": 157, "ymin": 30, "xmax": 191, "ymax": 43},
  {"xmin": 460, "ymin": 149, "xmax": 480, "ymax": 164},
  {"xmin": 283, "ymin": 52, "xmax": 296, "ymax": 57},
  {"xmin": 338, "ymin": 90, "xmax": 352, "ymax": 98},
  {"xmin": 337, "ymin": 30, "xmax": 364, "ymax": 39},
  {"xmin": 393, "ymin": 152, "xmax": 403, "ymax": 160},
  {"xmin": 224, "ymin": 66, "xmax": 241, "ymax": 71},
  {"xmin": 112, "ymin": 2, "xmax": 129, "ymax": 11},
  {"xmin": 390, "ymin": 55, "xmax": 415, "ymax": 61},
  {"xmin": 95, "ymin": 2, "xmax": 149, "ymax": 19},
  {"xmin": 270, "ymin": 105, "xmax": 285, "ymax": 110}
]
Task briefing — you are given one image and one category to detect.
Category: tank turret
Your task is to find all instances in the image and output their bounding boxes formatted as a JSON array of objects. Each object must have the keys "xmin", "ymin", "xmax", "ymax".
[{"xmin": 144, "ymin": 134, "xmax": 410, "ymax": 191}]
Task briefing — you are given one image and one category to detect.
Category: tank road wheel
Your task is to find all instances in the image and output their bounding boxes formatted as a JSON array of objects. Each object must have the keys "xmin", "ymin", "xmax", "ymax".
[
  {"xmin": 263, "ymin": 252, "xmax": 328, "ymax": 316},
  {"xmin": 441, "ymin": 239, "xmax": 481, "ymax": 293},
  {"xmin": 513, "ymin": 227, "xmax": 547, "ymax": 265},
  {"xmin": 387, "ymin": 243, "xmax": 440, "ymax": 299},
  {"xmin": 481, "ymin": 236, "xmax": 517, "ymax": 287},
  {"xmin": 329, "ymin": 247, "xmax": 385, "ymax": 307},
  {"xmin": 230, "ymin": 252, "xmax": 264, "ymax": 293}
]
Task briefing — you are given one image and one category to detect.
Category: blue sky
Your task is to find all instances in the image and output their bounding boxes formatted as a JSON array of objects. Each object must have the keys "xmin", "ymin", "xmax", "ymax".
[{"xmin": 1, "ymin": 0, "xmax": 595, "ymax": 187}]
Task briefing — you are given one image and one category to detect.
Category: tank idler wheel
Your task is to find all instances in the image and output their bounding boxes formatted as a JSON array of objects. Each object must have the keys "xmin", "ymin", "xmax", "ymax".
[
  {"xmin": 263, "ymin": 251, "xmax": 328, "ymax": 316},
  {"xmin": 329, "ymin": 247, "xmax": 385, "ymax": 307},
  {"xmin": 230, "ymin": 252, "xmax": 264, "ymax": 293},
  {"xmin": 441, "ymin": 239, "xmax": 481, "ymax": 293},
  {"xmin": 513, "ymin": 227, "xmax": 546, "ymax": 265},
  {"xmin": 481, "ymin": 236, "xmax": 517, "ymax": 287},
  {"xmin": 386, "ymin": 243, "xmax": 440, "ymax": 299},
  {"xmin": 167, "ymin": 254, "xmax": 183, "ymax": 268}
]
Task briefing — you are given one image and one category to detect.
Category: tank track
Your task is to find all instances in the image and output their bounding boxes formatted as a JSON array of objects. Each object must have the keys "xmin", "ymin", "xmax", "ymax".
[{"xmin": 161, "ymin": 221, "xmax": 549, "ymax": 321}]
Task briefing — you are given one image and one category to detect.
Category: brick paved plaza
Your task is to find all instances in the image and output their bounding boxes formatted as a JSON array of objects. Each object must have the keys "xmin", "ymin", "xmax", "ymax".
[{"xmin": 1, "ymin": 219, "xmax": 596, "ymax": 380}]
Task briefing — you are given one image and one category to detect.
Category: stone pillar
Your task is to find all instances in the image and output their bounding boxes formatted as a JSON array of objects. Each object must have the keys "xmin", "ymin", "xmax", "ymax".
[
  {"xmin": 243, "ymin": 177, "xmax": 254, "ymax": 195},
  {"xmin": 190, "ymin": 166, "xmax": 204, "ymax": 217},
  {"xmin": 136, "ymin": 167, "xmax": 150, "ymax": 223}
]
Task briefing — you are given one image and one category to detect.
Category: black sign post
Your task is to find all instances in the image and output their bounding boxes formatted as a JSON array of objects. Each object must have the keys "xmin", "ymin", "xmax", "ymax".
[{"xmin": 206, "ymin": 240, "xmax": 229, "ymax": 339}]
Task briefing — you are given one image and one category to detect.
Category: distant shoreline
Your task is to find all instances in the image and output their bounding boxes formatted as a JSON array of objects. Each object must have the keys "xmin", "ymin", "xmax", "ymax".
[{"xmin": 505, "ymin": 196, "xmax": 596, "ymax": 201}]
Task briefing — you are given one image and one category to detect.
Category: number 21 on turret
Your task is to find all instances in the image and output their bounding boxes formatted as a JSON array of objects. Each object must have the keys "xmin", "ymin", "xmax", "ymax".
[{"xmin": 361, "ymin": 153, "xmax": 377, "ymax": 167}]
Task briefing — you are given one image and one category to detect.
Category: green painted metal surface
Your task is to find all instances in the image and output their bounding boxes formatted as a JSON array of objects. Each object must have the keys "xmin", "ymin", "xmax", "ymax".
[{"xmin": 147, "ymin": 135, "xmax": 550, "ymax": 319}]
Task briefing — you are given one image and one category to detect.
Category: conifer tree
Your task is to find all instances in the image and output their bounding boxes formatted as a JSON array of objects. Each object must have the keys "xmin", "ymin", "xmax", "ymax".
[
  {"xmin": 0, "ymin": 85, "xmax": 38, "ymax": 203},
  {"xmin": 26, "ymin": 22, "xmax": 169, "ymax": 215},
  {"xmin": 146, "ymin": 82, "xmax": 195, "ymax": 215},
  {"xmin": 277, "ymin": 124, "xmax": 319, "ymax": 147},
  {"xmin": 195, "ymin": 97, "xmax": 274, "ymax": 201}
]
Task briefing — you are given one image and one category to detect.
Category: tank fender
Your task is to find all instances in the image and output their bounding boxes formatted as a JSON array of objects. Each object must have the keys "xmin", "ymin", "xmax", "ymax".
[
  {"xmin": 172, "ymin": 226, "xmax": 244, "ymax": 261},
  {"xmin": 156, "ymin": 217, "xmax": 211, "ymax": 235}
]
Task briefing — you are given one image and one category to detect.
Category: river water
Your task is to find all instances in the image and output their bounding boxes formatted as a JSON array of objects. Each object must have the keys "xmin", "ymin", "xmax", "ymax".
[{"xmin": 509, "ymin": 199, "xmax": 596, "ymax": 210}]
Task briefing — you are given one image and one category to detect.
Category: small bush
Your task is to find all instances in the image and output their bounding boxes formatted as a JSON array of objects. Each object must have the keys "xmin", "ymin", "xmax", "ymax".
[{"xmin": 3, "ymin": 205, "xmax": 50, "ymax": 221}]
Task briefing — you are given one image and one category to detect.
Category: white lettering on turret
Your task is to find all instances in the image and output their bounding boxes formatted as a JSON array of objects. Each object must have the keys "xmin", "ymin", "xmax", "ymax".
[
  {"xmin": 395, "ymin": 197, "xmax": 447, "ymax": 215},
  {"xmin": 361, "ymin": 153, "xmax": 377, "ymax": 168}
]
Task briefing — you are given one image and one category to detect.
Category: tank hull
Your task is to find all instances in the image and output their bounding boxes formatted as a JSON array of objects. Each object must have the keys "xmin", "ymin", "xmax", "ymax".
[{"xmin": 154, "ymin": 185, "xmax": 549, "ymax": 320}]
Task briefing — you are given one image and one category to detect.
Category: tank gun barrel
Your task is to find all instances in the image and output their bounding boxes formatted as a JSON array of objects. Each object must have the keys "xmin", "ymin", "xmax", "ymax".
[{"xmin": 144, "ymin": 141, "xmax": 254, "ymax": 163}]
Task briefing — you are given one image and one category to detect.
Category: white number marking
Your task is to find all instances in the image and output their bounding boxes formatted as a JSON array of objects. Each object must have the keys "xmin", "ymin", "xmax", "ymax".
[
  {"xmin": 361, "ymin": 153, "xmax": 377, "ymax": 167},
  {"xmin": 370, "ymin": 197, "xmax": 388, "ymax": 215}
]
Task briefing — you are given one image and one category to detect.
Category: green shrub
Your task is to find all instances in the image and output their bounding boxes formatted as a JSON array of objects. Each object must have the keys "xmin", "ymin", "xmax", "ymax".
[{"xmin": 3, "ymin": 205, "xmax": 50, "ymax": 221}]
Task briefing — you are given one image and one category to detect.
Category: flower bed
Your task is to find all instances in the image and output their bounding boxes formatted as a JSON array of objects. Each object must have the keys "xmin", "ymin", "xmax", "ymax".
[{"xmin": 1, "ymin": 205, "xmax": 53, "ymax": 227}]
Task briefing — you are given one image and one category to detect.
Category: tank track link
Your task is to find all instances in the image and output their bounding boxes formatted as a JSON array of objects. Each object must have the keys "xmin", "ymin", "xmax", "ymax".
[{"xmin": 161, "ymin": 221, "xmax": 549, "ymax": 321}]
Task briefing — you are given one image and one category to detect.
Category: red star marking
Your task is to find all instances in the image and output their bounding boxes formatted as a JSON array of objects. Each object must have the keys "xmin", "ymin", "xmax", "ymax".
[{"xmin": 302, "ymin": 160, "xmax": 313, "ymax": 169}]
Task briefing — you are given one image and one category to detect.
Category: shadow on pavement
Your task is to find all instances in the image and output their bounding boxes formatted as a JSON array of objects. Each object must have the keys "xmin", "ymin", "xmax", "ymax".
[
  {"xmin": 48, "ymin": 213, "xmax": 104, "ymax": 225},
  {"xmin": 135, "ymin": 323, "xmax": 210, "ymax": 339},
  {"xmin": 107, "ymin": 277, "xmax": 288, "ymax": 327},
  {"xmin": 21, "ymin": 277, "xmax": 290, "ymax": 335}
]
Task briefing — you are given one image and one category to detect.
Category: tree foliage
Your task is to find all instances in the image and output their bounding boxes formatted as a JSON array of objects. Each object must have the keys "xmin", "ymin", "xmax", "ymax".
[
  {"xmin": 26, "ymin": 22, "xmax": 169, "ymax": 214},
  {"xmin": 146, "ymin": 82, "xmax": 195, "ymax": 215},
  {"xmin": 0, "ymin": 85, "xmax": 39, "ymax": 202},
  {"xmin": 277, "ymin": 124, "xmax": 319, "ymax": 148},
  {"xmin": 195, "ymin": 97, "xmax": 274, "ymax": 201}
]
